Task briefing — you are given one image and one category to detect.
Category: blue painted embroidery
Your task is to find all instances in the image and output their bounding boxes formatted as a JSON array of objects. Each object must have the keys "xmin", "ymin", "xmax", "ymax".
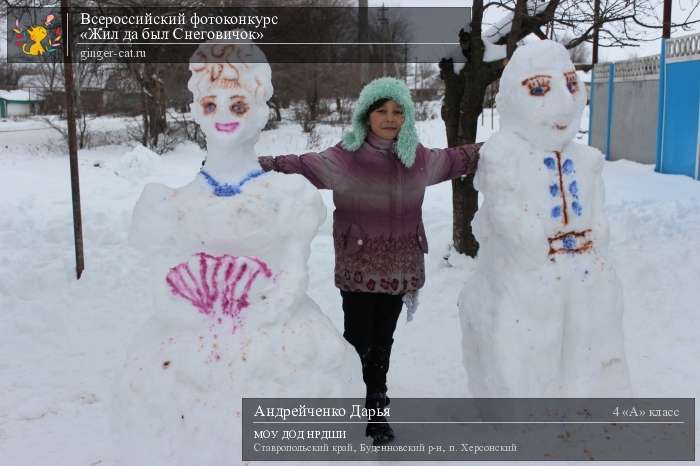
[
  {"xmin": 546, "ymin": 154, "xmax": 584, "ymax": 224},
  {"xmin": 200, "ymin": 169, "xmax": 266, "ymax": 197},
  {"xmin": 562, "ymin": 159, "xmax": 575, "ymax": 174},
  {"xmin": 572, "ymin": 201, "xmax": 583, "ymax": 216},
  {"xmin": 562, "ymin": 235, "xmax": 576, "ymax": 250},
  {"xmin": 568, "ymin": 180, "xmax": 578, "ymax": 197}
]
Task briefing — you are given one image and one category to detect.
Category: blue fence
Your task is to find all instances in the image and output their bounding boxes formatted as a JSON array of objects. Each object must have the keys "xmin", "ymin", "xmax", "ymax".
[
  {"xmin": 589, "ymin": 32, "xmax": 700, "ymax": 181},
  {"xmin": 657, "ymin": 34, "xmax": 700, "ymax": 179}
]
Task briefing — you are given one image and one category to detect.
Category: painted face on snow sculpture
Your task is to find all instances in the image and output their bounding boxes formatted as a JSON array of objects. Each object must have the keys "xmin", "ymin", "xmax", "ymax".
[
  {"xmin": 496, "ymin": 40, "xmax": 587, "ymax": 151},
  {"xmin": 187, "ymin": 40, "xmax": 273, "ymax": 147}
]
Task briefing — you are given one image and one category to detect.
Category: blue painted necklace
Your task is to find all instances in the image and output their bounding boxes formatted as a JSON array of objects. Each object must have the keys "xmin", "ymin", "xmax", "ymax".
[{"xmin": 199, "ymin": 168, "xmax": 266, "ymax": 197}]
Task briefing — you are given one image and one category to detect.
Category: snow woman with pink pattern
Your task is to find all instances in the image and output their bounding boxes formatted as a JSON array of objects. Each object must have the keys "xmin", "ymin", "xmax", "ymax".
[{"xmin": 111, "ymin": 40, "xmax": 358, "ymax": 466}]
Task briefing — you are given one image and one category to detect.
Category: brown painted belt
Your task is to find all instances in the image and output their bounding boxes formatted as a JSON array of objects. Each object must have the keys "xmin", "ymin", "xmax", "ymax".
[{"xmin": 548, "ymin": 229, "xmax": 593, "ymax": 259}]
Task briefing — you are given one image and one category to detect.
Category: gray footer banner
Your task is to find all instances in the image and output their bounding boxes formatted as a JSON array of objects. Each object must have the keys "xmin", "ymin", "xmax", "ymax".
[{"xmin": 243, "ymin": 398, "xmax": 694, "ymax": 461}]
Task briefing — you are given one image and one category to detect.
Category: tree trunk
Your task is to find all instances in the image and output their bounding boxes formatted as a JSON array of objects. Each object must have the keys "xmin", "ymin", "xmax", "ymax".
[
  {"xmin": 451, "ymin": 175, "xmax": 480, "ymax": 255},
  {"xmin": 139, "ymin": 64, "xmax": 167, "ymax": 149},
  {"xmin": 441, "ymin": 58, "xmax": 481, "ymax": 257},
  {"xmin": 440, "ymin": 7, "xmax": 504, "ymax": 257},
  {"xmin": 140, "ymin": 81, "xmax": 149, "ymax": 147},
  {"xmin": 311, "ymin": 71, "xmax": 319, "ymax": 121},
  {"xmin": 452, "ymin": 69, "xmax": 490, "ymax": 257},
  {"xmin": 440, "ymin": 60, "xmax": 464, "ymax": 147},
  {"xmin": 507, "ymin": 0, "xmax": 528, "ymax": 58},
  {"xmin": 441, "ymin": 0, "xmax": 557, "ymax": 256},
  {"xmin": 79, "ymin": 112, "xmax": 87, "ymax": 148}
]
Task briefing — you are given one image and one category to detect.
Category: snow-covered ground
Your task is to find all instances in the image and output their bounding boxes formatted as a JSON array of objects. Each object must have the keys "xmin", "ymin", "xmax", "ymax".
[{"xmin": 1, "ymin": 108, "xmax": 698, "ymax": 465}]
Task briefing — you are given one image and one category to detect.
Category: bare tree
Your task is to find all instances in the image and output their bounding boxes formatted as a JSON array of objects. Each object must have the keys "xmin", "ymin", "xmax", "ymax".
[
  {"xmin": 552, "ymin": 31, "xmax": 591, "ymax": 64},
  {"xmin": 269, "ymin": 0, "xmax": 364, "ymax": 132},
  {"xmin": 86, "ymin": 0, "xmax": 203, "ymax": 150},
  {"xmin": 0, "ymin": 63, "xmax": 35, "ymax": 88},
  {"xmin": 40, "ymin": 61, "xmax": 104, "ymax": 148},
  {"xmin": 440, "ymin": 0, "xmax": 700, "ymax": 257}
]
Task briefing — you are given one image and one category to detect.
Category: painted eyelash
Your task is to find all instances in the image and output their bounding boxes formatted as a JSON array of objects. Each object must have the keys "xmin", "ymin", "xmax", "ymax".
[
  {"xmin": 565, "ymin": 71, "xmax": 579, "ymax": 93},
  {"xmin": 521, "ymin": 75, "xmax": 551, "ymax": 94},
  {"xmin": 521, "ymin": 75, "xmax": 552, "ymax": 86}
]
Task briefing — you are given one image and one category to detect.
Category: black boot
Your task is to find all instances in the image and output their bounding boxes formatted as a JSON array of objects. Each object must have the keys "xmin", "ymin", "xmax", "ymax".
[
  {"xmin": 361, "ymin": 345, "xmax": 395, "ymax": 445},
  {"xmin": 360, "ymin": 345, "xmax": 392, "ymax": 399},
  {"xmin": 364, "ymin": 392, "xmax": 395, "ymax": 445}
]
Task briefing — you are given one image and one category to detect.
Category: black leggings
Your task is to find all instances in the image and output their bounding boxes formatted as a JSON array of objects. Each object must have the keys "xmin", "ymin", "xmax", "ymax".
[{"xmin": 340, "ymin": 290, "xmax": 404, "ymax": 357}]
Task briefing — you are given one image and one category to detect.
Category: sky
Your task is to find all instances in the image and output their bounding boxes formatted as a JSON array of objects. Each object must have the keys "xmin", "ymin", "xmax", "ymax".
[{"xmin": 371, "ymin": 0, "xmax": 700, "ymax": 62}]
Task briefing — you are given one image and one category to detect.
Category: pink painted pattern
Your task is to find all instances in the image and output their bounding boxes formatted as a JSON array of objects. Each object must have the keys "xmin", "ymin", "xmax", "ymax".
[{"xmin": 166, "ymin": 253, "xmax": 273, "ymax": 335}]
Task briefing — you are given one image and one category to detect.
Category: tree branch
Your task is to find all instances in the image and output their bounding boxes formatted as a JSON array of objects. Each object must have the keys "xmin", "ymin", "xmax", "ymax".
[{"xmin": 507, "ymin": 0, "xmax": 528, "ymax": 57}]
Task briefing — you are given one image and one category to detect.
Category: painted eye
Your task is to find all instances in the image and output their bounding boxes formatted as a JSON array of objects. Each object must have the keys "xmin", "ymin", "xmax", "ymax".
[
  {"xmin": 567, "ymin": 81, "xmax": 579, "ymax": 94},
  {"xmin": 230, "ymin": 102, "xmax": 248, "ymax": 115},
  {"xmin": 203, "ymin": 102, "xmax": 216, "ymax": 115},
  {"xmin": 521, "ymin": 75, "xmax": 552, "ymax": 96}
]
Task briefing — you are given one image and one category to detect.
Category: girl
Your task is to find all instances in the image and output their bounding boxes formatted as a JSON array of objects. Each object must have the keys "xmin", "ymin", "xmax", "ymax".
[{"xmin": 259, "ymin": 77, "xmax": 481, "ymax": 445}]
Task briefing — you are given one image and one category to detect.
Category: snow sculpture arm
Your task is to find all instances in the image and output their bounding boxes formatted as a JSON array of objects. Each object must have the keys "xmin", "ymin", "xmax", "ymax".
[
  {"xmin": 258, "ymin": 145, "xmax": 346, "ymax": 190},
  {"xmin": 475, "ymin": 133, "xmax": 549, "ymax": 268},
  {"xmin": 128, "ymin": 182, "xmax": 178, "ymax": 253},
  {"xmin": 423, "ymin": 143, "xmax": 481, "ymax": 186},
  {"xmin": 265, "ymin": 173, "xmax": 326, "ymax": 294},
  {"xmin": 586, "ymin": 146, "xmax": 611, "ymax": 255}
]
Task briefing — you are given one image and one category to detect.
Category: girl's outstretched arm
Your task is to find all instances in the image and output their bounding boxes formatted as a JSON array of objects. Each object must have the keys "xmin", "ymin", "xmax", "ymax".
[
  {"xmin": 424, "ymin": 142, "xmax": 482, "ymax": 185},
  {"xmin": 258, "ymin": 145, "xmax": 346, "ymax": 190}
]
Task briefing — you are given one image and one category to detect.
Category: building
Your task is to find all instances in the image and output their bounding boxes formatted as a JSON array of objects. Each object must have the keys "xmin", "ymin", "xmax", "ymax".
[{"xmin": 0, "ymin": 89, "xmax": 43, "ymax": 118}]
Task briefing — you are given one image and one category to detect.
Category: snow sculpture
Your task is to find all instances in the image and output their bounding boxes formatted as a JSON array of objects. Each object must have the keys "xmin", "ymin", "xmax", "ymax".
[
  {"xmin": 112, "ymin": 41, "xmax": 357, "ymax": 466},
  {"xmin": 459, "ymin": 40, "xmax": 631, "ymax": 397}
]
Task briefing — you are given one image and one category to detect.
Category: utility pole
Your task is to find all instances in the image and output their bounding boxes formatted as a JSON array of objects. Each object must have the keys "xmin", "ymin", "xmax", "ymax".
[
  {"xmin": 662, "ymin": 0, "xmax": 672, "ymax": 39},
  {"xmin": 414, "ymin": 57, "xmax": 418, "ymax": 90},
  {"xmin": 592, "ymin": 0, "xmax": 600, "ymax": 64},
  {"xmin": 404, "ymin": 44, "xmax": 408, "ymax": 80},
  {"xmin": 378, "ymin": 4, "xmax": 388, "ymax": 76},
  {"xmin": 358, "ymin": 0, "xmax": 369, "ymax": 85},
  {"xmin": 61, "ymin": 0, "xmax": 85, "ymax": 279}
]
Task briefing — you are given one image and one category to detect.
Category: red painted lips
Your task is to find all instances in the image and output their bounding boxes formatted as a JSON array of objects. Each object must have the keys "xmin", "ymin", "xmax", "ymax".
[{"xmin": 215, "ymin": 121, "xmax": 240, "ymax": 133}]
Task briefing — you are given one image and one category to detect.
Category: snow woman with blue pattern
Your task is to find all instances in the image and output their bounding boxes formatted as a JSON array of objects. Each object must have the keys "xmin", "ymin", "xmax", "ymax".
[
  {"xmin": 458, "ymin": 40, "xmax": 631, "ymax": 398},
  {"xmin": 113, "ymin": 40, "xmax": 358, "ymax": 466}
]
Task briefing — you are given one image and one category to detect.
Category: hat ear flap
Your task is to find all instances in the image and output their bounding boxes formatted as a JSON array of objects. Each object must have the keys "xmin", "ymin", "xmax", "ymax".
[
  {"xmin": 394, "ymin": 124, "xmax": 418, "ymax": 168},
  {"xmin": 341, "ymin": 124, "xmax": 366, "ymax": 152}
]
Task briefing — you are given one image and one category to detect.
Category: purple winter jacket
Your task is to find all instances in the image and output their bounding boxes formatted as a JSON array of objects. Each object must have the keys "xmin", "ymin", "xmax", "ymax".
[{"xmin": 268, "ymin": 131, "xmax": 479, "ymax": 294}]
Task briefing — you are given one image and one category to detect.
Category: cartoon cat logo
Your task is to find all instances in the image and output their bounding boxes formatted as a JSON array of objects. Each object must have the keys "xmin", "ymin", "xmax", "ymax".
[{"xmin": 14, "ymin": 14, "xmax": 62, "ymax": 57}]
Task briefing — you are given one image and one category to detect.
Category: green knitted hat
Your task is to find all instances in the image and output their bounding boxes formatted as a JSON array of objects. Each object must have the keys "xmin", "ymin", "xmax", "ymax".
[{"xmin": 341, "ymin": 77, "xmax": 419, "ymax": 168}]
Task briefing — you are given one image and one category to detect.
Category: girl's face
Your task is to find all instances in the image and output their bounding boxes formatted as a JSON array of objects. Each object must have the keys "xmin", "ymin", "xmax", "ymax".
[{"xmin": 368, "ymin": 100, "xmax": 405, "ymax": 140}]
